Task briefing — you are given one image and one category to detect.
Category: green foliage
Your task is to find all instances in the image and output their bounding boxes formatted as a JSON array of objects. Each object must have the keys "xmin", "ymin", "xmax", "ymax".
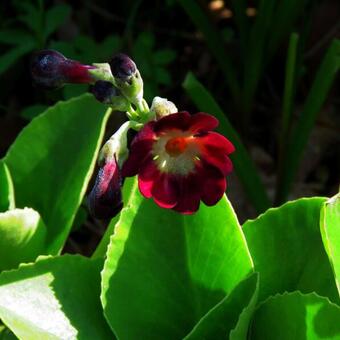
[
  {"xmin": 250, "ymin": 292, "xmax": 340, "ymax": 339},
  {"xmin": 0, "ymin": 208, "xmax": 46, "ymax": 271},
  {"xmin": 0, "ymin": 255, "xmax": 113, "ymax": 339},
  {"xmin": 320, "ymin": 194, "xmax": 340, "ymax": 298},
  {"xmin": 0, "ymin": 161, "xmax": 14, "ymax": 212},
  {"xmin": 3, "ymin": 95, "xmax": 111, "ymax": 255},
  {"xmin": 243, "ymin": 197, "xmax": 339, "ymax": 304},
  {"xmin": 101, "ymin": 177, "xmax": 253, "ymax": 338},
  {"xmin": 0, "ymin": 96, "xmax": 339, "ymax": 338}
]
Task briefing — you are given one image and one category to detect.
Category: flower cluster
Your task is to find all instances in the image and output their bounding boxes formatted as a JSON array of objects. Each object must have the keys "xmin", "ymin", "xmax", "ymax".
[{"xmin": 31, "ymin": 50, "xmax": 235, "ymax": 218}]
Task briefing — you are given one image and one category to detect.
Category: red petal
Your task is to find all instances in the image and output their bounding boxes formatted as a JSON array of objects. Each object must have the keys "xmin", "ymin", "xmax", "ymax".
[
  {"xmin": 154, "ymin": 111, "xmax": 191, "ymax": 133},
  {"xmin": 130, "ymin": 121, "xmax": 156, "ymax": 147},
  {"xmin": 200, "ymin": 166, "xmax": 227, "ymax": 206},
  {"xmin": 198, "ymin": 131, "xmax": 235, "ymax": 155},
  {"xmin": 200, "ymin": 151, "xmax": 233, "ymax": 176},
  {"xmin": 189, "ymin": 112, "xmax": 218, "ymax": 133},
  {"xmin": 122, "ymin": 139, "xmax": 154, "ymax": 177},
  {"xmin": 138, "ymin": 160, "xmax": 160, "ymax": 198},
  {"xmin": 173, "ymin": 175, "xmax": 201, "ymax": 214},
  {"xmin": 151, "ymin": 174, "xmax": 178, "ymax": 208}
]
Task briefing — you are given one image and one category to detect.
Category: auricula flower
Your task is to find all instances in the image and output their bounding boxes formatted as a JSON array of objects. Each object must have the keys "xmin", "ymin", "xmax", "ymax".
[{"xmin": 122, "ymin": 111, "xmax": 235, "ymax": 214}]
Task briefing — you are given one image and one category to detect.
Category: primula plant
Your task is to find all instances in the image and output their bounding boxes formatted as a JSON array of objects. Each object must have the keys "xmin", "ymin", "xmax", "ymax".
[{"xmin": 0, "ymin": 49, "xmax": 339, "ymax": 340}]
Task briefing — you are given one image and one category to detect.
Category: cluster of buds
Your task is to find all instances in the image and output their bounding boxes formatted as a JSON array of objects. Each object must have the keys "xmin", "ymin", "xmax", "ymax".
[{"xmin": 31, "ymin": 50, "xmax": 235, "ymax": 218}]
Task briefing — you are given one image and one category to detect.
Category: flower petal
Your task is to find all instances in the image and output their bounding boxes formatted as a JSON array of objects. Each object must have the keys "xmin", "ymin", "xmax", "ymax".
[
  {"xmin": 138, "ymin": 159, "xmax": 160, "ymax": 198},
  {"xmin": 151, "ymin": 174, "xmax": 178, "ymax": 208},
  {"xmin": 122, "ymin": 139, "xmax": 153, "ymax": 177},
  {"xmin": 173, "ymin": 175, "xmax": 201, "ymax": 214},
  {"xmin": 201, "ymin": 165, "xmax": 227, "ymax": 206},
  {"xmin": 200, "ymin": 151, "xmax": 233, "ymax": 176},
  {"xmin": 197, "ymin": 131, "xmax": 235, "ymax": 155},
  {"xmin": 189, "ymin": 112, "xmax": 219, "ymax": 133},
  {"xmin": 154, "ymin": 111, "xmax": 191, "ymax": 133}
]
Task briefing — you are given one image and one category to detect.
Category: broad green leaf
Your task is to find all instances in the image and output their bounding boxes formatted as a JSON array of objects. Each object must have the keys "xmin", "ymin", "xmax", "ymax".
[
  {"xmin": 0, "ymin": 324, "xmax": 17, "ymax": 339},
  {"xmin": 184, "ymin": 273, "xmax": 259, "ymax": 339},
  {"xmin": 183, "ymin": 73, "xmax": 270, "ymax": 213},
  {"xmin": 243, "ymin": 197, "xmax": 339, "ymax": 304},
  {"xmin": 250, "ymin": 292, "xmax": 340, "ymax": 339},
  {"xmin": 0, "ymin": 208, "xmax": 47, "ymax": 272},
  {"xmin": 4, "ymin": 95, "xmax": 111, "ymax": 254},
  {"xmin": 101, "ymin": 178, "xmax": 253, "ymax": 339},
  {"xmin": 0, "ymin": 255, "xmax": 113, "ymax": 340},
  {"xmin": 320, "ymin": 193, "xmax": 340, "ymax": 297},
  {"xmin": 0, "ymin": 161, "xmax": 14, "ymax": 212}
]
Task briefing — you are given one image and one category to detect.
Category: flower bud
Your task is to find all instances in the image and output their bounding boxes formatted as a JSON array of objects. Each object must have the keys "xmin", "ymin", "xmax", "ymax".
[
  {"xmin": 150, "ymin": 96, "xmax": 178, "ymax": 119},
  {"xmin": 31, "ymin": 50, "xmax": 96, "ymax": 89},
  {"xmin": 90, "ymin": 80, "xmax": 130, "ymax": 111},
  {"xmin": 109, "ymin": 53, "xmax": 143, "ymax": 105},
  {"xmin": 109, "ymin": 53, "xmax": 136, "ymax": 81},
  {"xmin": 88, "ymin": 157, "xmax": 123, "ymax": 219}
]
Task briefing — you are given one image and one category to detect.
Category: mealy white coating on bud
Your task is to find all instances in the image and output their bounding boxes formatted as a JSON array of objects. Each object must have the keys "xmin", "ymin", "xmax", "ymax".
[
  {"xmin": 150, "ymin": 96, "xmax": 178, "ymax": 119},
  {"xmin": 89, "ymin": 63, "xmax": 114, "ymax": 83}
]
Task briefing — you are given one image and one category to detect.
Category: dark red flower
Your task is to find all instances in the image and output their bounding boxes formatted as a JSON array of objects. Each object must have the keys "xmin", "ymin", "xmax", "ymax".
[
  {"xmin": 88, "ymin": 157, "xmax": 123, "ymax": 219},
  {"xmin": 122, "ymin": 112, "xmax": 235, "ymax": 214}
]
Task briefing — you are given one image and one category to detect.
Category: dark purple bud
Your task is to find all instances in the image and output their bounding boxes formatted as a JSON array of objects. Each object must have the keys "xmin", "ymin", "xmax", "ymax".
[
  {"xmin": 88, "ymin": 158, "xmax": 123, "ymax": 219},
  {"xmin": 90, "ymin": 80, "xmax": 117, "ymax": 104},
  {"xmin": 31, "ymin": 50, "xmax": 96, "ymax": 90},
  {"xmin": 109, "ymin": 53, "xmax": 136, "ymax": 81}
]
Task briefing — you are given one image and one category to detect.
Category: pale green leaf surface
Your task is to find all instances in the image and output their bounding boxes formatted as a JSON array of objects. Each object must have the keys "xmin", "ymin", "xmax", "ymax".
[
  {"xmin": 243, "ymin": 197, "xmax": 339, "ymax": 304},
  {"xmin": 184, "ymin": 273, "xmax": 259, "ymax": 340},
  {"xmin": 0, "ymin": 208, "xmax": 47, "ymax": 272},
  {"xmin": 0, "ymin": 160, "xmax": 15, "ymax": 212},
  {"xmin": 320, "ymin": 193, "xmax": 340, "ymax": 297},
  {"xmin": 0, "ymin": 255, "xmax": 113, "ymax": 340},
  {"xmin": 101, "ymin": 177, "xmax": 253, "ymax": 339},
  {"xmin": 250, "ymin": 292, "xmax": 340, "ymax": 339},
  {"xmin": 4, "ymin": 95, "xmax": 111, "ymax": 254}
]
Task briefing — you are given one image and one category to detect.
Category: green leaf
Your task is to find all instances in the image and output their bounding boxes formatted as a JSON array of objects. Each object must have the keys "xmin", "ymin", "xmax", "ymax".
[
  {"xmin": 0, "ymin": 161, "xmax": 15, "ymax": 212},
  {"xmin": 320, "ymin": 193, "xmax": 340, "ymax": 298},
  {"xmin": 4, "ymin": 95, "xmax": 111, "ymax": 254},
  {"xmin": 0, "ymin": 208, "xmax": 46, "ymax": 272},
  {"xmin": 0, "ymin": 324, "xmax": 17, "ymax": 340},
  {"xmin": 184, "ymin": 273, "xmax": 259, "ymax": 339},
  {"xmin": 243, "ymin": 197, "xmax": 339, "ymax": 304},
  {"xmin": 101, "ymin": 178, "xmax": 253, "ymax": 339},
  {"xmin": 183, "ymin": 72, "xmax": 270, "ymax": 213},
  {"xmin": 250, "ymin": 292, "xmax": 340, "ymax": 339},
  {"xmin": 0, "ymin": 255, "xmax": 113, "ymax": 339},
  {"xmin": 0, "ymin": 42, "xmax": 35, "ymax": 75},
  {"xmin": 277, "ymin": 39, "xmax": 340, "ymax": 203},
  {"xmin": 44, "ymin": 4, "xmax": 71, "ymax": 40}
]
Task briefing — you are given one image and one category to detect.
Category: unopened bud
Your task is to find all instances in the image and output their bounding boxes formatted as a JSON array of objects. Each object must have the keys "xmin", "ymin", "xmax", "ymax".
[
  {"xmin": 88, "ymin": 158, "xmax": 123, "ymax": 219},
  {"xmin": 31, "ymin": 50, "xmax": 96, "ymax": 90},
  {"xmin": 90, "ymin": 80, "xmax": 130, "ymax": 111},
  {"xmin": 109, "ymin": 53, "xmax": 143, "ymax": 105},
  {"xmin": 150, "ymin": 96, "xmax": 178, "ymax": 119}
]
